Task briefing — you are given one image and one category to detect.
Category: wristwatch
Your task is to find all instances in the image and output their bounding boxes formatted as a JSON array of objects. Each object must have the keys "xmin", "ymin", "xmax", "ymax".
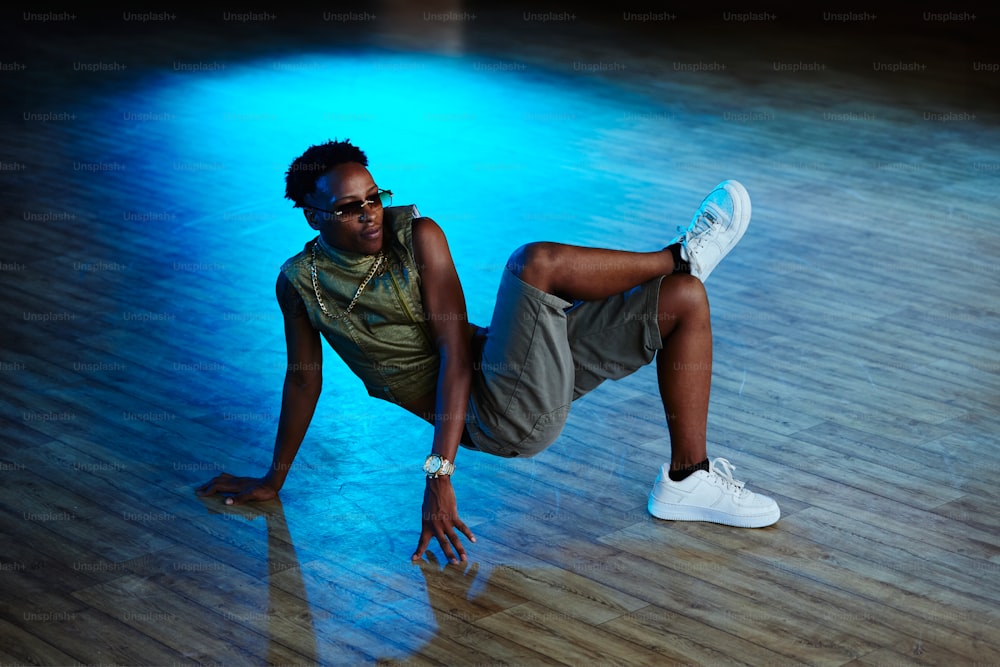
[{"xmin": 423, "ymin": 454, "xmax": 455, "ymax": 478}]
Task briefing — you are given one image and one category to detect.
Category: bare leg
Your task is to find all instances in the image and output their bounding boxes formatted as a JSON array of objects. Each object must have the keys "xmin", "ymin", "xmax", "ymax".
[
  {"xmin": 655, "ymin": 275, "xmax": 711, "ymax": 470},
  {"xmin": 509, "ymin": 242, "xmax": 674, "ymax": 301},
  {"xmin": 508, "ymin": 242, "xmax": 711, "ymax": 470}
]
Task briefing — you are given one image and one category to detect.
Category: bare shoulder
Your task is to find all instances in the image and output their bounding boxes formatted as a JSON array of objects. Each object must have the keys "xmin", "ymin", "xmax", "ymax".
[
  {"xmin": 412, "ymin": 215, "xmax": 446, "ymax": 241},
  {"xmin": 411, "ymin": 216, "xmax": 452, "ymax": 266}
]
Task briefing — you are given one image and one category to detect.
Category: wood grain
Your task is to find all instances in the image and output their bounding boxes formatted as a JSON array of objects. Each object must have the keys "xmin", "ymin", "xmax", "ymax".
[{"xmin": 1, "ymin": 5, "xmax": 997, "ymax": 666}]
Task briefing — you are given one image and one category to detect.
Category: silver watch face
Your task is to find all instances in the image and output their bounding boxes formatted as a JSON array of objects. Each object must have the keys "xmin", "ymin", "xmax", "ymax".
[{"xmin": 425, "ymin": 456, "xmax": 442, "ymax": 473}]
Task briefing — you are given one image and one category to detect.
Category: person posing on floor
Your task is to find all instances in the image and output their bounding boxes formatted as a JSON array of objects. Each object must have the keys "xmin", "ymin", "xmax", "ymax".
[{"xmin": 197, "ymin": 139, "xmax": 780, "ymax": 564}]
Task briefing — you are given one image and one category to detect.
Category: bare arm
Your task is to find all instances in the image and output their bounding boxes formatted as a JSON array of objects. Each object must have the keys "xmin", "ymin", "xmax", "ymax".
[
  {"xmin": 410, "ymin": 216, "xmax": 476, "ymax": 563},
  {"xmin": 196, "ymin": 272, "xmax": 322, "ymax": 504},
  {"xmin": 413, "ymin": 217, "xmax": 472, "ymax": 463},
  {"xmin": 266, "ymin": 271, "xmax": 323, "ymax": 490}
]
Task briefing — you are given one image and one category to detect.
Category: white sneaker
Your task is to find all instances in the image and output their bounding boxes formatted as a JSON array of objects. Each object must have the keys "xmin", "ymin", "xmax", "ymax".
[
  {"xmin": 671, "ymin": 180, "xmax": 752, "ymax": 282},
  {"xmin": 648, "ymin": 458, "xmax": 780, "ymax": 528}
]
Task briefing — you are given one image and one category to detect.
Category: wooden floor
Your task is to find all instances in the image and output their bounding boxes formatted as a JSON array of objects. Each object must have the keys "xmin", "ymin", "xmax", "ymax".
[{"xmin": 2, "ymin": 4, "xmax": 999, "ymax": 666}]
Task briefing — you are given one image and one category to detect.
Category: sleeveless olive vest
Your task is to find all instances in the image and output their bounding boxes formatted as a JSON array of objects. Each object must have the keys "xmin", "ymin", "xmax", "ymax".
[{"xmin": 280, "ymin": 206, "xmax": 439, "ymax": 404}]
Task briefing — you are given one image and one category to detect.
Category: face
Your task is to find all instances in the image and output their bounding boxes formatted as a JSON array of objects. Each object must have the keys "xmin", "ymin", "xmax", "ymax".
[{"xmin": 303, "ymin": 162, "xmax": 384, "ymax": 256}]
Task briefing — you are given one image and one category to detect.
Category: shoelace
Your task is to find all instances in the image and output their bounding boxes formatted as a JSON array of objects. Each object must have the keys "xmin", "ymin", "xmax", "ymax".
[
  {"xmin": 709, "ymin": 458, "xmax": 749, "ymax": 497},
  {"xmin": 681, "ymin": 208, "xmax": 718, "ymax": 251}
]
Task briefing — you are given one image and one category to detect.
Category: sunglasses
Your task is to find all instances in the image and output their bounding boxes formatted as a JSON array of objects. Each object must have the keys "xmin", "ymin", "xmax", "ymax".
[{"xmin": 308, "ymin": 189, "xmax": 393, "ymax": 219}]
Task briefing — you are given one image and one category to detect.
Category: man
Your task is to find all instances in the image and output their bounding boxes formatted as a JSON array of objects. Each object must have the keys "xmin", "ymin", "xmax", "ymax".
[{"xmin": 197, "ymin": 139, "xmax": 779, "ymax": 565}]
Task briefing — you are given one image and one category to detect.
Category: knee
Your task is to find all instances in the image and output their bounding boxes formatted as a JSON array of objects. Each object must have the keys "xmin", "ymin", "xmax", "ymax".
[
  {"xmin": 506, "ymin": 242, "xmax": 558, "ymax": 286},
  {"xmin": 658, "ymin": 273, "xmax": 710, "ymax": 319}
]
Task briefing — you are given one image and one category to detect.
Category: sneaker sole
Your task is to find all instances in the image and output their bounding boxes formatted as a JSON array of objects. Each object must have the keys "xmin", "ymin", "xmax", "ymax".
[{"xmin": 648, "ymin": 495, "xmax": 780, "ymax": 528}]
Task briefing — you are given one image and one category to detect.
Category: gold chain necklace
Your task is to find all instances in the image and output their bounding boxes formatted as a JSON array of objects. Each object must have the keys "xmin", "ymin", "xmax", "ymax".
[{"xmin": 310, "ymin": 240, "xmax": 385, "ymax": 320}]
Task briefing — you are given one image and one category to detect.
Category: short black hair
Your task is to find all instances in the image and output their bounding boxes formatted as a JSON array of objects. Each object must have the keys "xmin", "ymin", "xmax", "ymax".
[{"xmin": 284, "ymin": 139, "xmax": 368, "ymax": 208}]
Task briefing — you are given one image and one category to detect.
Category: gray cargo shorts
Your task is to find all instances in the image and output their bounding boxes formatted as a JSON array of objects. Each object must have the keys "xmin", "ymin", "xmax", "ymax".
[{"xmin": 464, "ymin": 267, "xmax": 665, "ymax": 457}]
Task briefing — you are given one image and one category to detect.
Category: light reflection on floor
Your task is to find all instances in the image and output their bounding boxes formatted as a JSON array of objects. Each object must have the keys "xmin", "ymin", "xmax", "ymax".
[
  {"xmin": 103, "ymin": 48, "xmax": 695, "ymax": 322},
  {"xmin": 80, "ymin": 50, "xmax": 705, "ymax": 662}
]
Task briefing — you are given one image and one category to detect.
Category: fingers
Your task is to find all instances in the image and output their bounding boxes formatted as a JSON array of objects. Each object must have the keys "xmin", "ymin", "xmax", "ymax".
[
  {"xmin": 197, "ymin": 475, "xmax": 275, "ymax": 506},
  {"xmin": 444, "ymin": 519, "xmax": 475, "ymax": 564},
  {"xmin": 195, "ymin": 472, "xmax": 235, "ymax": 496},
  {"xmin": 432, "ymin": 518, "xmax": 468, "ymax": 564},
  {"xmin": 412, "ymin": 527, "xmax": 433, "ymax": 562},
  {"xmin": 413, "ymin": 522, "xmax": 467, "ymax": 565},
  {"xmin": 222, "ymin": 491, "xmax": 248, "ymax": 506},
  {"xmin": 454, "ymin": 518, "xmax": 476, "ymax": 544},
  {"xmin": 226, "ymin": 485, "xmax": 271, "ymax": 506},
  {"xmin": 436, "ymin": 531, "xmax": 463, "ymax": 565}
]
